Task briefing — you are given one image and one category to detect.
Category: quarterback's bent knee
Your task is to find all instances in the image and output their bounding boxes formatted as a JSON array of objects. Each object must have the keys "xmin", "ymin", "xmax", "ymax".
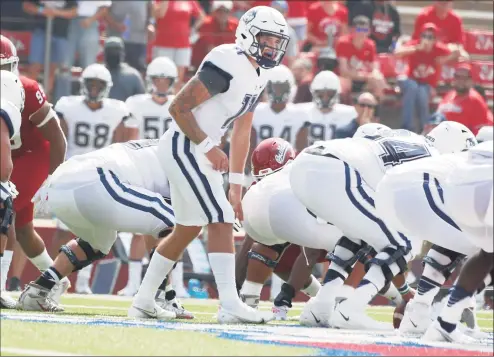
[{"xmin": 60, "ymin": 238, "xmax": 106, "ymax": 272}]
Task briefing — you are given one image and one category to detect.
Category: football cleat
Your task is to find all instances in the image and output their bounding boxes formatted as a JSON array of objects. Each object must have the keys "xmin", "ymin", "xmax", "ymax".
[
  {"xmin": 272, "ymin": 304, "xmax": 289, "ymax": 321},
  {"xmin": 399, "ymin": 300, "xmax": 434, "ymax": 335},
  {"xmin": 117, "ymin": 286, "xmax": 139, "ymax": 297},
  {"xmin": 423, "ymin": 320, "xmax": 477, "ymax": 344},
  {"xmin": 217, "ymin": 301, "xmax": 274, "ymax": 324},
  {"xmin": 155, "ymin": 290, "xmax": 194, "ymax": 319},
  {"xmin": 0, "ymin": 291, "xmax": 18, "ymax": 309},
  {"xmin": 128, "ymin": 301, "xmax": 176, "ymax": 320},
  {"xmin": 299, "ymin": 297, "xmax": 333, "ymax": 327},
  {"xmin": 331, "ymin": 299, "xmax": 393, "ymax": 331},
  {"xmin": 17, "ymin": 282, "xmax": 64, "ymax": 312},
  {"xmin": 240, "ymin": 294, "xmax": 260, "ymax": 309},
  {"xmin": 48, "ymin": 277, "xmax": 71, "ymax": 305}
]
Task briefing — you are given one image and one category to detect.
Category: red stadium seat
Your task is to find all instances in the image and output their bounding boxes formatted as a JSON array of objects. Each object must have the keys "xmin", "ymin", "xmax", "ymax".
[
  {"xmin": 465, "ymin": 30, "xmax": 493, "ymax": 57},
  {"xmin": 1, "ymin": 30, "xmax": 32, "ymax": 63}
]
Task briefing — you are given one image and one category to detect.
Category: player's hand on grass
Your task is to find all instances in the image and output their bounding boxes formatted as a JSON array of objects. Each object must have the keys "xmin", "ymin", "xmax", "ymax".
[
  {"xmin": 205, "ymin": 146, "xmax": 229, "ymax": 172},
  {"xmin": 229, "ymin": 184, "xmax": 244, "ymax": 221}
]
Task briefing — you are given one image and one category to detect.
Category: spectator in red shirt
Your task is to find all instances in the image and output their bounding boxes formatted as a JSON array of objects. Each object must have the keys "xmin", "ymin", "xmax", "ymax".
[
  {"xmin": 306, "ymin": 1, "xmax": 348, "ymax": 52},
  {"xmin": 336, "ymin": 16, "xmax": 387, "ymax": 101},
  {"xmin": 152, "ymin": 1, "xmax": 206, "ymax": 87},
  {"xmin": 435, "ymin": 63, "xmax": 493, "ymax": 135},
  {"xmin": 412, "ymin": 1, "xmax": 468, "ymax": 59},
  {"xmin": 286, "ymin": 1, "xmax": 309, "ymax": 47},
  {"xmin": 395, "ymin": 23, "xmax": 460, "ymax": 132},
  {"xmin": 191, "ymin": 1, "xmax": 238, "ymax": 69}
]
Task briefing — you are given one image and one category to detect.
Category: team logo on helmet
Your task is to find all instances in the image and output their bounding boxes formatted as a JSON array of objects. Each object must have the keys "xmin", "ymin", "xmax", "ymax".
[
  {"xmin": 243, "ymin": 9, "xmax": 257, "ymax": 24},
  {"xmin": 274, "ymin": 141, "xmax": 289, "ymax": 164}
]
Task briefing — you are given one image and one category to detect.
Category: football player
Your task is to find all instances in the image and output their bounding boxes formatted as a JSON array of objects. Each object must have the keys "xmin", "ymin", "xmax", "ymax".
[
  {"xmin": 51, "ymin": 63, "xmax": 137, "ymax": 294},
  {"xmin": 18, "ymin": 139, "xmax": 174, "ymax": 316},
  {"xmin": 131, "ymin": 6, "xmax": 290, "ymax": 324},
  {"xmin": 298, "ymin": 70, "xmax": 358, "ymax": 145},
  {"xmin": 291, "ymin": 123, "xmax": 471, "ymax": 330},
  {"xmin": 424, "ymin": 141, "xmax": 493, "ymax": 343},
  {"xmin": 476, "ymin": 125, "xmax": 493, "ymax": 143},
  {"xmin": 0, "ymin": 70, "xmax": 23, "ymax": 309},
  {"xmin": 375, "ymin": 122, "xmax": 487, "ymax": 338},
  {"xmin": 0, "ymin": 35, "xmax": 68, "ymax": 303},
  {"xmin": 251, "ymin": 65, "xmax": 309, "ymax": 152},
  {"xmin": 121, "ymin": 56, "xmax": 184, "ymax": 298},
  {"xmin": 238, "ymin": 138, "xmax": 343, "ymax": 319}
]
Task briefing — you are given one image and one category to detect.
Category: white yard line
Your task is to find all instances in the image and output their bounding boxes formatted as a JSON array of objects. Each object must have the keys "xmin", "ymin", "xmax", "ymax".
[{"xmin": 0, "ymin": 347, "xmax": 89, "ymax": 356}]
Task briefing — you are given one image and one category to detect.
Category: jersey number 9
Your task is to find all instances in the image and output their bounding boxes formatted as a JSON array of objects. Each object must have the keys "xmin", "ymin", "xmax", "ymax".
[{"xmin": 75, "ymin": 123, "xmax": 110, "ymax": 148}]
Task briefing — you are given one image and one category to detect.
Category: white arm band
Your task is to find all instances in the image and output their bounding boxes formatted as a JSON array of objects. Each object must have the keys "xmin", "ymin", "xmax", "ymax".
[
  {"xmin": 36, "ymin": 107, "xmax": 58, "ymax": 128},
  {"xmin": 229, "ymin": 172, "xmax": 244, "ymax": 185},
  {"xmin": 197, "ymin": 137, "xmax": 215, "ymax": 153}
]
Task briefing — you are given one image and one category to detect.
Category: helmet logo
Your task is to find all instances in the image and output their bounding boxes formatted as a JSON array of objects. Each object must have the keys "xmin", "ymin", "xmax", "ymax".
[
  {"xmin": 275, "ymin": 142, "xmax": 289, "ymax": 164},
  {"xmin": 243, "ymin": 9, "xmax": 257, "ymax": 24}
]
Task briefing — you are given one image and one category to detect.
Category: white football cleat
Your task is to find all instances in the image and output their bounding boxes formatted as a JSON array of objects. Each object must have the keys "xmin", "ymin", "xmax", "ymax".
[
  {"xmin": 299, "ymin": 297, "xmax": 332, "ymax": 327},
  {"xmin": 217, "ymin": 301, "xmax": 273, "ymax": 324},
  {"xmin": 332, "ymin": 300, "xmax": 393, "ymax": 331},
  {"xmin": 422, "ymin": 320, "xmax": 477, "ymax": 344},
  {"xmin": 399, "ymin": 300, "xmax": 434, "ymax": 335},
  {"xmin": 48, "ymin": 277, "xmax": 71, "ymax": 304},
  {"xmin": 240, "ymin": 294, "xmax": 260, "ymax": 309},
  {"xmin": 0, "ymin": 291, "xmax": 18, "ymax": 309},
  {"xmin": 17, "ymin": 282, "xmax": 64, "ymax": 312},
  {"xmin": 457, "ymin": 322, "xmax": 491, "ymax": 340},
  {"xmin": 117, "ymin": 285, "xmax": 139, "ymax": 297},
  {"xmin": 155, "ymin": 290, "xmax": 194, "ymax": 319},
  {"xmin": 128, "ymin": 301, "xmax": 176, "ymax": 320},
  {"xmin": 272, "ymin": 305, "xmax": 289, "ymax": 321}
]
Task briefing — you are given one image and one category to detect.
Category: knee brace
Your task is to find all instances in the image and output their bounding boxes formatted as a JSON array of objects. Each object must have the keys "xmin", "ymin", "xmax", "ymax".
[
  {"xmin": 422, "ymin": 244, "xmax": 465, "ymax": 280},
  {"xmin": 60, "ymin": 238, "xmax": 106, "ymax": 272},
  {"xmin": 367, "ymin": 246, "xmax": 410, "ymax": 283},
  {"xmin": 0, "ymin": 196, "xmax": 14, "ymax": 235},
  {"xmin": 327, "ymin": 236, "xmax": 367, "ymax": 275},
  {"xmin": 247, "ymin": 242, "xmax": 290, "ymax": 269}
]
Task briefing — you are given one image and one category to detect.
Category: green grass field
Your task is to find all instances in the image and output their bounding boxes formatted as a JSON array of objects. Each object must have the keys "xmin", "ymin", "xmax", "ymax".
[{"xmin": 1, "ymin": 294, "xmax": 493, "ymax": 356}]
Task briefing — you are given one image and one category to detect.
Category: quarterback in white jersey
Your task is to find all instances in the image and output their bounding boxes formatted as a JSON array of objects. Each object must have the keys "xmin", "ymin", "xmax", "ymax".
[
  {"xmin": 375, "ymin": 122, "xmax": 484, "ymax": 336},
  {"xmin": 17, "ymin": 139, "xmax": 176, "ymax": 317},
  {"xmin": 0, "ymin": 70, "xmax": 23, "ymax": 310},
  {"xmin": 126, "ymin": 57, "xmax": 177, "ymax": 140},
  {"xmin": 132, "ymin": 6, "xmax": 291, "ymax": 324},
  {"xmin": 56, "ymin": 64, "xmax": 136, "ymax": 159},
  {"xmin": 239, "ymin": 138, "xmax": 343, "ymax": 319},
  {"xmin": 252, "ymin": 65, "xmax": 309, "ymax": 151},
  {"xmin": 293, "ymin": 124, "xmax": 452, "ymax": 330},
  {"xmin": 298, "ymin": 71, "xmax": 357, "ymax": 144},
  {"xmin": 54, "ymin": 63, "xmax": 135, "ymax": 294}
]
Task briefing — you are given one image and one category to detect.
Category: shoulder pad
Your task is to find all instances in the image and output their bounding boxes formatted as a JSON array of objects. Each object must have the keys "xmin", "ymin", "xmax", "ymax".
[
  {"xmin": 201, "ymin": 44, "xmax": 241, "ymax": 75},
  {"xmin": 0, "ymin": 98, "xmax": 22, "ymax": 139}
]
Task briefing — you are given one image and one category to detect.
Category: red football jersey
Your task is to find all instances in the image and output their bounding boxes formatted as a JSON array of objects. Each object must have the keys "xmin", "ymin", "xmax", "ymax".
[
  {"xmin": 403, "ymin": 39, "xmax": 450, "ymax": 87},
  {"xmin": 12, "ymin": 75, "xmax": 50, "ymax": 158},
  {"xmin": 437, "ymin": 88, "xmax": 494, "ymax": 135},
  {"xmin": 336, "ymin": 34, "xmax": 376, "ymax": 73}
]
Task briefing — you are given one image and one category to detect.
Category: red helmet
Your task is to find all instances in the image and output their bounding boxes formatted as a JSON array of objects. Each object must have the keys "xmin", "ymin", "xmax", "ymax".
[
  {"xmin": 0, "ymin": 35, "xmax": 19, "ymax": 73},
  {"xmin": 251, "ymin": 138, "xmax": 295, "ymax": 180}
]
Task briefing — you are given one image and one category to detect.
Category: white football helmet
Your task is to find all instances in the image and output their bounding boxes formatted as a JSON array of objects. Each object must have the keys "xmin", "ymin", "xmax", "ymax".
[
  {"xmin": 353, "ymin": 123, "xmax": 390, "ymax": 138},
  {"xmin": 476, "ymin": 126, "xmax": 493, "ymax": 143},
  {"xmin": 235, "ymin": 6, "xmax": 290, "ymax": 69},
  {"xmin": 310, "ymin": 70, "xmax": 340, "ymax": 109},
  {"xmin": 0, "ymin": 35, "xmax": 19, "ymax": 73},
  {"xmin": 146, "ymin": 56, "xmax": 178, "ymax": 96},
  {"xmin": 266, "ymin": 64, "xmax": 294, "ymax": 104},
  {"xmin": 80, "ymin": 63, "xmax": 113, "ymax": 102},
  {"xmin": 425, "ymin": 121, "xmax": 477, "ymax": 154},
  {"xmin": 1, "ymin": 70, "xmax": 25, "ymax": 112}
]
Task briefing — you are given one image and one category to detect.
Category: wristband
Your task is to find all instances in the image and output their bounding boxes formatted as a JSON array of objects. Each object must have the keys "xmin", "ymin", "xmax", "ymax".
[
  {"xmin": 197, "ymin": 137, "xmax": 214, "ymax": 153},
  {"xmin": 229, "ymin": 173, "xmax": 244, "ymax": 185},
  {"xmin": 38, "ymin": 5, "xmax": 45, "ymax": 14}
]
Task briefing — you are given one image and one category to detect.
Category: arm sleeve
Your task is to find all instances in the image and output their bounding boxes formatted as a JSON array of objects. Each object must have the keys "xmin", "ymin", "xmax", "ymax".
[{"xmin": 197, "ymin": 61, "xmax": 233, "ymax": 96}]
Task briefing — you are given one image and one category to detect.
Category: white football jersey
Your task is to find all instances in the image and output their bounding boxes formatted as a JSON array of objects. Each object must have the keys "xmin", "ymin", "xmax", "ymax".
[
  {"xmin": 252, "ymin": 102, "xmax": 309, "ymax": 147},
  {"xmin": 168, "ymin": 44, "xmax": 269, "ymax": 144},
  {"xmin": 305, "ymin": 130, "xmax": 438, "ymax": 190},
  {"xmin": 298, "ymin": 102, "xmax": 357, "ymax": 144},
  {"xmin": 55, "ymin": 96, "xmax": 131, "ymax": 158},
  {"xmin": 126, "ymin": 93, "xmax": 175, "ymax": 139},
  {"xmin": 0, "ymin": 98, "xmax": 21, "ymax": 139},
  {"xmin": 69, "ymin": 139, "xmax": 170, "ymax": 198}
]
